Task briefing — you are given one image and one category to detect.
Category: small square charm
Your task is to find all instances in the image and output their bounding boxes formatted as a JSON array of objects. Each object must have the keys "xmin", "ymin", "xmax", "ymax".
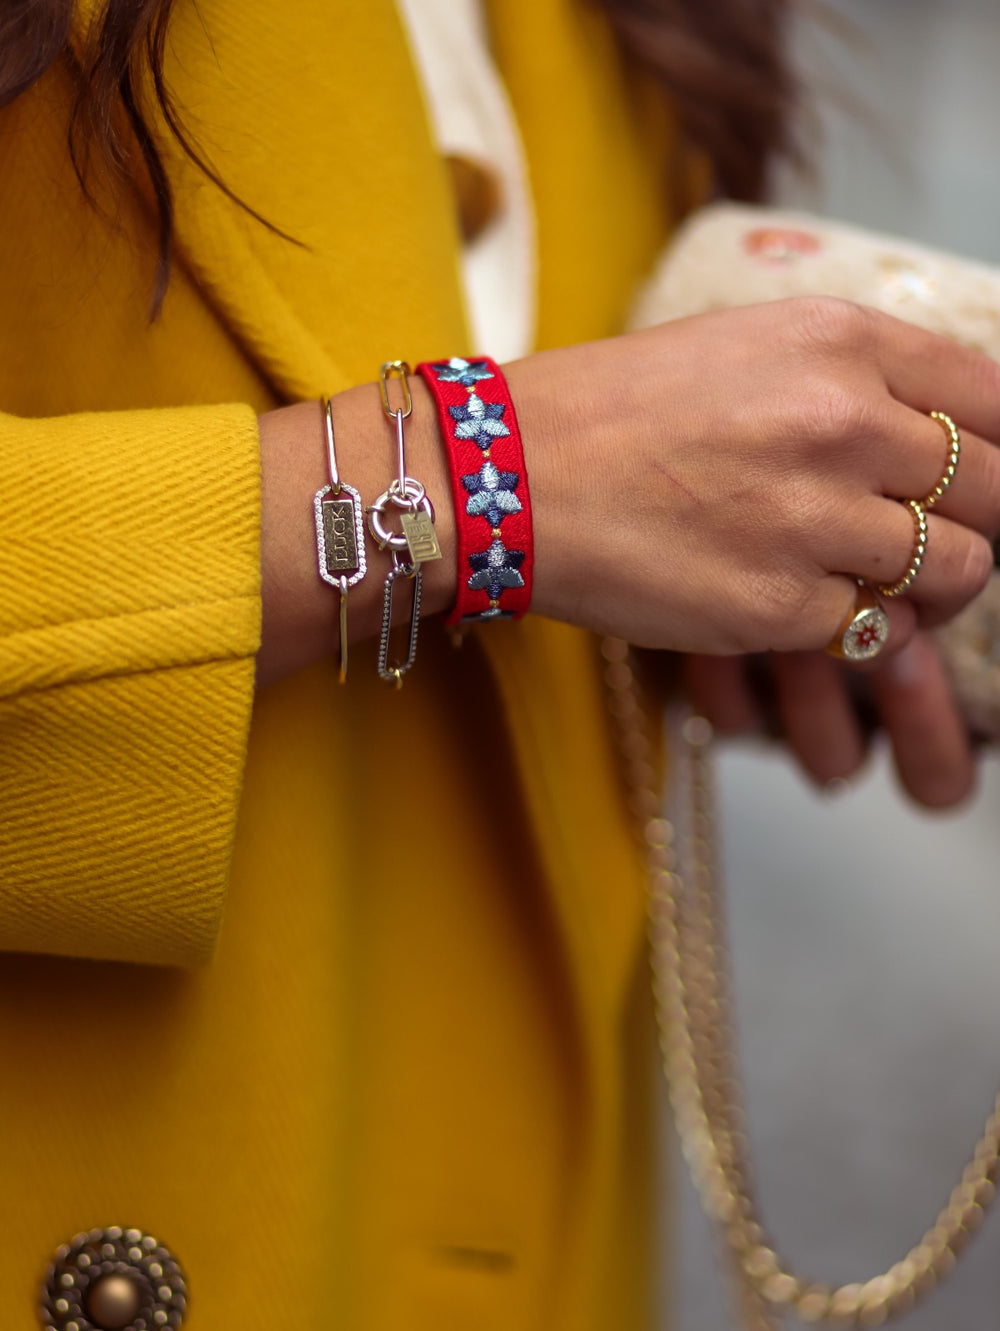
[{"xmin": 400, "ymin": 511, "xmax": 442, "ymax": 564}]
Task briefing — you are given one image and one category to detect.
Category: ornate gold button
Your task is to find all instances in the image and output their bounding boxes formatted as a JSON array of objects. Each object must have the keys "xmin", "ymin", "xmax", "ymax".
[
  {"xmin": 41, "ymin": 1228, "xmax": 187, "ymax": 1331},
  {"xmin": 85, "ymin": 1274, "xmax": 143, "ymax": 1329}
]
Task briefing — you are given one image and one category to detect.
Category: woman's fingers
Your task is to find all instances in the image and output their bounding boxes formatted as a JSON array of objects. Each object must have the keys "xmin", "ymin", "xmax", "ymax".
[
  {"xmin": 871, "ymin": 633, "xmax": 976, "ymax": 807},
  {"xmin": 857, "ymin": 404, "xmax": 1000, "ymax": 546},
  {"xmin": 814, "ymin": 499, "xmax": 991, "ymax": 636},
  {"xmin": 881, "ymin": 510, "xmax": 991, "ymax": 610},
  {"xmin": 770, "ymin": 651, "xmax": 870, "ymax": 785},
  {"xmin": 862, "ymin": 407, "xmax": 1000, "ymax": 538},
  {"xmin": 914, "ymin": 423, "xmax": 1000, "ymax": 540},
  {"xmin": 783, "ymin": 299, "xmax": 1000, "ymax": 529},
  {"xmin": 689, "ymin": 636, "xmax": 976, "ymax": 811},
  {"xmin": 837, "ymin": 300, "xmax": 1000, "ymax": 444},
  {"xmin": 684, "ymin": 654, "xmax": 763, "ymax": 734}
]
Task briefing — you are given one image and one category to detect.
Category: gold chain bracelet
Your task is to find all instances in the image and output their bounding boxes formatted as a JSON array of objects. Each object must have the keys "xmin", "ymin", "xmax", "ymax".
[{"xmin": 601, "ymin": 637, "xmax": 1000, "ymax": 1328}]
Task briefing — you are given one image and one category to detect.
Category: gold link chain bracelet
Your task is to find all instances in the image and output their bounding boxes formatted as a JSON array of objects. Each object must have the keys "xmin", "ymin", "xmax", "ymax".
[{"xmin": 601, "ymin": 637, "xmax": 1000, "ymax": 1328}]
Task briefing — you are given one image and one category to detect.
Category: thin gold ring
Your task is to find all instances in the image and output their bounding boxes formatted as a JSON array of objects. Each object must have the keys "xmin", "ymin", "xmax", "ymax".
[
  {"xmin": 878, "ymin": 498, "xmax": 928, "ymax": 598},
  {"xmin": 825, "ymin": 580, "xmax": 890, "ymax": 661},
  {"xmin": 922, "ymin": 411, "xmax": 961, "ymax": 509}
]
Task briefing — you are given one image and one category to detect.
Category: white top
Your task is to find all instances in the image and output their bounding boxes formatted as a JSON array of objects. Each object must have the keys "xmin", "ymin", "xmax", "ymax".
[{"xmin": 395, "ymin": 0, "xmax": 536, "ymax": 361}]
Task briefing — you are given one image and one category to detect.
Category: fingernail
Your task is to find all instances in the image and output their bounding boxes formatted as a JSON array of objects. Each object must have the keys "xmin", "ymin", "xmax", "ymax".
[{"xmin": 823, "ymin": 776, "xmax": 852, "ymax": 798}]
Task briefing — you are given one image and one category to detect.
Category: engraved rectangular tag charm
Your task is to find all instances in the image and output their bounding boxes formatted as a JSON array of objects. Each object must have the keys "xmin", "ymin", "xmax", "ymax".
[
  {"xmin": 400, "ymin": 511, "xmax": 442, "ymax": 564},
  {"xmin": 321, "ymin": 498, "xmax": 359, "ymax": 573},
  {"xmin": 314, "ymin": 483, "xmax": 367, "ymax": 589}
]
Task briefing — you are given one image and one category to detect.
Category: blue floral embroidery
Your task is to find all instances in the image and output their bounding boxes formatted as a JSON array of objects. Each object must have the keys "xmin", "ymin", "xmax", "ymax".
[
  {"xmin": 462, "ymin": 461, "xmax": 522, "ymax": 526},
  {"xmin": 430, "ymin": 357, "xmax": 495, "ymax": 388},
  {"xmin": 448, "ymin": 394, "xmax": 511, "ymax": 451},
  {"xmin": 467, "ymin": 538, "xmax": 525, "ymax": 600}
]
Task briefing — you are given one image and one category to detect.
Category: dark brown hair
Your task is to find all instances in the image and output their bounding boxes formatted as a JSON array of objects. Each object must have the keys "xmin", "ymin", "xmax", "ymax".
[
  {"xmin": 602, "ymin": 0, "xmax": 801, "ymax": 202},
  {"xmin": 0, "ymin": 0, "xmax": 800, "ymax": 310}
]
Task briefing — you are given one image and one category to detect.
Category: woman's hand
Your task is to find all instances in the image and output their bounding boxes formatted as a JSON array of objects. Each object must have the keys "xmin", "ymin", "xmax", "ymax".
[{"xmin": 508, "ymin": 296, "xmax": 1000, "ymax": 657}]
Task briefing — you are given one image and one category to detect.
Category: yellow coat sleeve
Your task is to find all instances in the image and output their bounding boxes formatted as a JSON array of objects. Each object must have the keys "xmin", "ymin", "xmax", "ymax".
[{"xmin": 0, "ymin": 403, "xmax": 261, "ymax": 966}]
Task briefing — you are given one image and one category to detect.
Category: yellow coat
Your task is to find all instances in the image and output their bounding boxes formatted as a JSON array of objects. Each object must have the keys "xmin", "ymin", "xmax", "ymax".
[{"xmin": 0, "ymin": 1, "xmax": 682, "ymax": 1325}]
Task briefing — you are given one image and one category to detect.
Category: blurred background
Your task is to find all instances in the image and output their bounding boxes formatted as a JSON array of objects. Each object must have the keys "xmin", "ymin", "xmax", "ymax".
[{"xmin": 668, "ymin": 2, "xmax": 1000, "ymax": 1327}]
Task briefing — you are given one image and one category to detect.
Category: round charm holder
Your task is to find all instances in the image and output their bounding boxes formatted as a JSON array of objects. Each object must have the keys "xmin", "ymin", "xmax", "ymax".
[{"xmin": 41, "ymin": 1227, "xmax": 187, "ymax": 1331}]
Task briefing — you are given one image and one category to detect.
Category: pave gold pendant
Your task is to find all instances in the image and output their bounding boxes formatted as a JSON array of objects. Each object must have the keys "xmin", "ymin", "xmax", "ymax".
[
  {"xmin": 315, "ymin": 480, "xmax": 367, "ymax": 683},
  {"xmin": 315, "ymin": 483, "xmax": 366, "ymax": 588}
]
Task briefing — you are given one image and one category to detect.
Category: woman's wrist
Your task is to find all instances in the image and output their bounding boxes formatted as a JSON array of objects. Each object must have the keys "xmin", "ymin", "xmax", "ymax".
[
  {"xmin": 257, "ymin": 378, "xmax": 456, "ymax": 686},
  {"xmin": 500, "ymin": 340, "xmax": 633, "ymax": 633},
  {"xmin": 416, "ymin": 356, "xmax": 535, "ymax": 625}
]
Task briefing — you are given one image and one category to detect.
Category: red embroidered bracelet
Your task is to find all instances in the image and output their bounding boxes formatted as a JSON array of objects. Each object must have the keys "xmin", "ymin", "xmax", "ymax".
[{"xmin": 416, "ymin": 356, "xmax": 534, "ymax": 625}]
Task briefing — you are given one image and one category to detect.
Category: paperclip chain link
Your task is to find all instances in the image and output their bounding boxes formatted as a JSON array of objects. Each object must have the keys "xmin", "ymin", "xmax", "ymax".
[{"xmin": 368, "ymin": 362, "xmax": 439, "ymax": 686}]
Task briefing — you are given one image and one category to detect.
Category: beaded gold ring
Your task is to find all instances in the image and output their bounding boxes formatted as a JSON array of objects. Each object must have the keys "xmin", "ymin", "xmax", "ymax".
[
  {"xmin": 922, "ymin": 410, "xmax": 961, "ymax": 510},
  {"xmin": 878, "ymin": 498, "xmax": 928, "ymax": 598}
]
